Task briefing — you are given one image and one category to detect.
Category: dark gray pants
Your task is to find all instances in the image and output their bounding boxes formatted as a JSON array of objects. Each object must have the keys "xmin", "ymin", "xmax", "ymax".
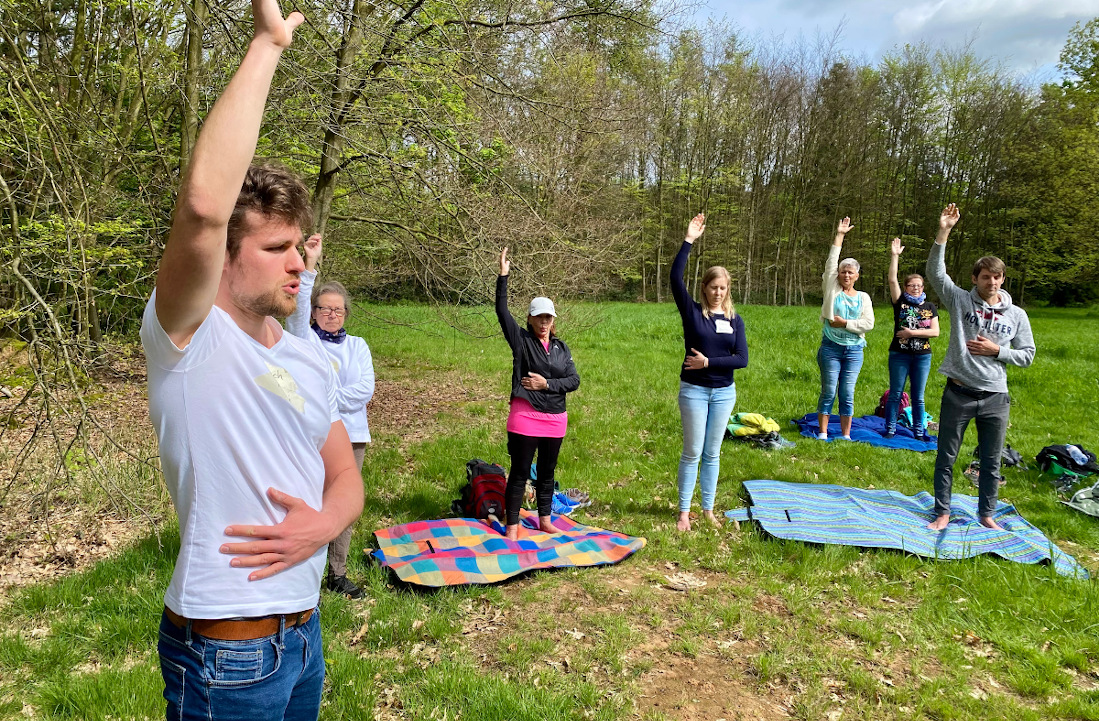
[{"xmin": 933, "ymin": 384, "xmax": 1011, "ymax": 517}]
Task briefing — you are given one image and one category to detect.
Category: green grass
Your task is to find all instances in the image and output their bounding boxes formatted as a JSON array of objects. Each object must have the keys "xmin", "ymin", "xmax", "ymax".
[{"xmin": 2, "ymin": 302, "xmax": 1098, "ymax": 719}]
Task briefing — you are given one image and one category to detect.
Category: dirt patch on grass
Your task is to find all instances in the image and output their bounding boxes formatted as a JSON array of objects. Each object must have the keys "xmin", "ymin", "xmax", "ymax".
[
  {"xmin": 367, "ymin": 364, "xmax": 497, "ymax": 454},
  {"xmin": 0, "ymin": 352, "xmax": 160, "ymax": 605},
  {"xmin": 451, "ymin": 562, "xmax": 796, "ymax": 720},
  {"xmin": 638, "ymin": 653, "xmax": 790, "ymax": 721}
]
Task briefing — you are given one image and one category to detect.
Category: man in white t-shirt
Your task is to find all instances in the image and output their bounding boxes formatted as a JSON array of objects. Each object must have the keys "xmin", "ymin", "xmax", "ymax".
[{"xmin": 140, "ymin": 2, "xmax": 363, "ymax": 719}]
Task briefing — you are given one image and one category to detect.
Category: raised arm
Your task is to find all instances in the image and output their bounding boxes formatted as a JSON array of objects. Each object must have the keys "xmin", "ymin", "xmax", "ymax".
[
  {"xmin": 155, "ymin": 0, "xmax": 304, "ymax": 348},
  {"xmin": 671, "ymin": 214, "xmax": 705, "ymax": 313},
  {"xmin": 888, "ymin": 238, "xmax": 903, "ymax": 303},
  {"xmin": 285, "ymin": 233, "xmax": 321, "ymax": 337},
  {"xmin": 926, "ymin": 204, "xmax": 964, "ymax": 302},
  {"xmin": 495, "ymin": 247, "xmax": 522, "ymax": 349},
  {"xmin": 823, "ymin": 217, "xmax": 852, "ymax": 290}
]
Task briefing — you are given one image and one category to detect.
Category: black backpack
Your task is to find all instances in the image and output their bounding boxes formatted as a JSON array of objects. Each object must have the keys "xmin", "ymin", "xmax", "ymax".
[
  {"xmin": 1036, "ymin": 445, "xmax": 1099, "ymax": 475},
  {"xmin": 970, "ymin": 444, "xmax": 1025, "ymax": 468},
  {"xmin": 450, "ymin": 459, "xmax": 507, "ymax": 520}
]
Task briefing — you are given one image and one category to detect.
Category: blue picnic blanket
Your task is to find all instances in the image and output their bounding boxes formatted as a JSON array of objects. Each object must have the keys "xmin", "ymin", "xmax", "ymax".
[
  {"xmin": 726, "ymin": 480, "xmax": 1088, "ymax": 579},
  {"xmin": 792, "ymin": 412, "xmax": 937, "ymax": 452}
]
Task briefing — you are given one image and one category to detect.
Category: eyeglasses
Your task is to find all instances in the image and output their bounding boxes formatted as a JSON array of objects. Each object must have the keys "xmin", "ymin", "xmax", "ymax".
[{"xmin": 314, "ymin": 306, "xmax": 345, "ymax": 317}]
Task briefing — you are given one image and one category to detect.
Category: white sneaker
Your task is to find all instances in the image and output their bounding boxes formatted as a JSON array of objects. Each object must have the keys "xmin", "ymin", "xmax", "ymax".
[{"xmin": 817, "ymin": 432, "xmax": 828, "ymax": 440}]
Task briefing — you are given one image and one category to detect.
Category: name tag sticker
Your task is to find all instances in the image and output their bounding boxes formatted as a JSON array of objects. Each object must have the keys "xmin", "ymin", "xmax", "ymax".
[{"xmin": 715, "ymin": 319, "xmax": 733, "ymax": 334}]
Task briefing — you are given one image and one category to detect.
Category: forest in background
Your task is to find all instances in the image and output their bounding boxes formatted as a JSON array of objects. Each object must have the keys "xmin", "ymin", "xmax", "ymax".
[{"xmin": 2, "ymin": 0, "xmax": 1098, "ymax": 349}]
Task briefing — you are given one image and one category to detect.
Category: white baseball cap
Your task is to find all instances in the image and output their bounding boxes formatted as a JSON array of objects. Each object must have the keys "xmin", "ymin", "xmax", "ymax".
[{"xmin": 528, "ymin": 297, "xmax": 557, "ymax": 317}]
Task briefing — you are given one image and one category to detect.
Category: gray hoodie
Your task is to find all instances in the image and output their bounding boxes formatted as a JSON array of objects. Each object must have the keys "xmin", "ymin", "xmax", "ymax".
[{"xmin": 926, "ymin": 243, "xmax": 1035, "ymax": 393}]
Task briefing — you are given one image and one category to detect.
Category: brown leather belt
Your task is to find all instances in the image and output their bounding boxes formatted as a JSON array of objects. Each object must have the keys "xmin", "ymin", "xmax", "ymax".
[{"xmin": 164, "ymin": 607, "xmax": 314, "ymax": 641}]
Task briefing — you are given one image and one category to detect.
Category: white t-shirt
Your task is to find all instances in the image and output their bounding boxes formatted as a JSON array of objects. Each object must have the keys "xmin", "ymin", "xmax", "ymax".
[
  {"xmin": 285, "ymin": 270, "xmax": 374, "ymax": 443},
  {"xmin": 141, "ymin": 292, "xmax": 340, "ymax": 618}
]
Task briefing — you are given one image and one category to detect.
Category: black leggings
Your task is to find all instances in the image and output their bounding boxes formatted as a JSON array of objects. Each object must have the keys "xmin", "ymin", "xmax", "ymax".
[{"xmin": 505, "ymin": 431, "xmax": 564, "ymax": 525}]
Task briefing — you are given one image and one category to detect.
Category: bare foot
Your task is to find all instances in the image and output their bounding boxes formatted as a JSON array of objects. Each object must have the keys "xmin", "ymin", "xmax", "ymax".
[
  {"xmin": 538, "ymin": 516, "xmax": 557, "ymax": 533},
  {"xmin": 978, "ymin": 516, "xmax": 1004, "ymax": 531},
  {"xmin": 927, "ymin": 514, "xmax": 950, "ymax": 531},
  {"xmin": 702, "ymin": 510, "xmax": 723, "ymax": 527},
  {"xmin": 676, "ymin": 512, "xmax": 691, "ymax": 532},
  {"xmin": 505, "ymin": 524, "xmax": 521, "ymax": 541}
]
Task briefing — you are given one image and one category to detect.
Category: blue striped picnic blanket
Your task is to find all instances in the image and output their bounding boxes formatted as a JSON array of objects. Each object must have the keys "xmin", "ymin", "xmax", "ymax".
[{"xmin": 726, "ymin": 480, "xmax": 1088, "ymax": 578}]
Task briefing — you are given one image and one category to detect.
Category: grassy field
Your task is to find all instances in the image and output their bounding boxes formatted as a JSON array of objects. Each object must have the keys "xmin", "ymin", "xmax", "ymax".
[{"xmin": 1, "ymin": 301, "xmax": 1098, "ymax": 720}]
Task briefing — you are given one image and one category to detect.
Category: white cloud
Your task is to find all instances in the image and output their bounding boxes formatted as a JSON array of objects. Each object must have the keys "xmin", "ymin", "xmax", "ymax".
[{"xmin": 695, "ymin": 0, "xmax": 1097, "ymax": 76}]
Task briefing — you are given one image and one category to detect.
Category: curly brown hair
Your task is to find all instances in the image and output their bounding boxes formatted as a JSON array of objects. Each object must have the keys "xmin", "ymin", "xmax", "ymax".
[{"xmin": 226, "ymin": 163, "xmax": 313, "ymax": 260}]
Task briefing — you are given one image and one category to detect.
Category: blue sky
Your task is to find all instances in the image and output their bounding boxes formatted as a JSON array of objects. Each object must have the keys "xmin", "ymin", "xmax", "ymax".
[{"xmin": 688, "ymin": 0, "xmax": 1096, "ymax": 82}]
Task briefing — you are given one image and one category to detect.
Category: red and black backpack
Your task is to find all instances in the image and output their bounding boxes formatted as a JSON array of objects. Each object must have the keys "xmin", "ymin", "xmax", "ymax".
[{"xmin": 451, "ymin": 459, "xmax": 507, "ymax": 520}]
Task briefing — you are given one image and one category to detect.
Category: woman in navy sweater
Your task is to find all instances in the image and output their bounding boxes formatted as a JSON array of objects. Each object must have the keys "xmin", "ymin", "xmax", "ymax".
[{"xmin": 672, "ymin": 213, "xmax": 749, "ymax": 531}]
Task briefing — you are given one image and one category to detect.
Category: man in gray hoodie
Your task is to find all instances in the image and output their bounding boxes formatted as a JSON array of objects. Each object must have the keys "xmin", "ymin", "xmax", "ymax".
[{"xmin": 926, "ymin": 203, "xmax": 1036, "ymax": 531}]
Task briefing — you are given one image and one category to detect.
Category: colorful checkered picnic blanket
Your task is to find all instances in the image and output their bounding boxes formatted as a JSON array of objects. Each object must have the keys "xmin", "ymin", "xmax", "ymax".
[
  {"xmin": 726, "ymin": 480, "xmax": 1088, "ymax": 579},
  {"xmin": 371, "ymin": 510, "xmax": 646, "ymax": 586}
]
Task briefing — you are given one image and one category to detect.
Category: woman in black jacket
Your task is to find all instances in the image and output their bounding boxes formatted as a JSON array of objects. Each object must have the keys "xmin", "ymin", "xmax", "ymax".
[{"xmin": 496, "ymin": 247, "xmax": 581, "ymax": 540}]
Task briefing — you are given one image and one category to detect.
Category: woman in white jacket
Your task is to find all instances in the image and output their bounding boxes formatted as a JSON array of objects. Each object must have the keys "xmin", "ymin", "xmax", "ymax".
[
  {"xmin": 286, "ymin": 233, "xmax": 375, "ymax": 598},
  {"xmin": 816, "ymin": 217, "xmax": 874, "ymax": 440}
]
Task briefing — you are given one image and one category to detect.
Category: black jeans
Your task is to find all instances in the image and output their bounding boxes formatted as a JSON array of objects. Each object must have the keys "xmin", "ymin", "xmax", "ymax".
[
  {"xmin": 505, "ymin": 432, "xmax": 563, "ymax": 525},
  {"xmin": 933, "ymin": 382, "xmax": 1011, "ymax": 517}
]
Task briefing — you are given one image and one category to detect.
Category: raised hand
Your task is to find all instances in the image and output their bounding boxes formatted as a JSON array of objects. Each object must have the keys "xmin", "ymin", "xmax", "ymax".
[
  {"xmin": 891, "ymin": 238, "xmax": 904, "ymax": 256},
  {"xmin": 940, "ymin": 203, "xmax": 960, "ymax": 231},
  {"xmin": 499, "ymin": 247, "xmax": 510, "ymax": 276},
  {"xmin": 303, "ymin": 233, "xmax": 322, "ymax": 270},
  {"xmin": 836, "ymin": 217, "xmax": 854, "ymax": 236},
  {"xmin": 685, "ymin": 213, "xmax": 706, "ymax": 243},
  {"xmin": 251, "ymin": 0, "xmax": 305, "ymax": 50}
]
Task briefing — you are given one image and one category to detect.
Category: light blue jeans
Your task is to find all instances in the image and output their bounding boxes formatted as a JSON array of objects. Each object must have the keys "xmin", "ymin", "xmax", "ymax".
[
  {"xmin": 816, "ymin": 338, "xmax": 864, "ymax": 417},
  {"xmin": 678, "ymin": 381, "xmax": 737, "ymax": 512},
  {"xmin": 158, "ymin": 609, "xmax": 324, "ymax": 721}
]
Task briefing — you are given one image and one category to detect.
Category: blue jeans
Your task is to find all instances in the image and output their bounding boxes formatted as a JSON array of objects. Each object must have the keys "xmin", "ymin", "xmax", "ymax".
[
  {"xmin": 158, "ymin": 609, "xmax": 325, "ymax": 721},
  {"xmin": 817, "ymin": 338, "xmax": 864, "ymax": 417},
  {"xmin": 885, "ymin": 352, "xmax": 932, "ymax": 434},
  {"xmin": 678, "ymin": 381, "xmax": 736, "ymax": 512}
]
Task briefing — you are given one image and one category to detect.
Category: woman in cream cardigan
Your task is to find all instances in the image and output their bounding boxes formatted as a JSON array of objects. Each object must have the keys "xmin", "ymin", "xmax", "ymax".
[{"xmin": 816, "ymin": 217, "xmax": 874, "ymax": 440}]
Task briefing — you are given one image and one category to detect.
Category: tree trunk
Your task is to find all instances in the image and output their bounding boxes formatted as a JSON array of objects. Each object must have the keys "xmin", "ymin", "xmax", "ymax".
[
  {"xmin": 311, "ymin": 0, "xmax": 374, "ymax": 235},
  {"xmin": 180, "ymin": 0, "xmax": 207, "ymax": 172}
]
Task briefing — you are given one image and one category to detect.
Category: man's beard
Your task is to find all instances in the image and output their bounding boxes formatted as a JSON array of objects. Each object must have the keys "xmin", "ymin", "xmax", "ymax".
[{"xmin": 238, "ymin": 287, "xmax": 296, "ymax": 319}]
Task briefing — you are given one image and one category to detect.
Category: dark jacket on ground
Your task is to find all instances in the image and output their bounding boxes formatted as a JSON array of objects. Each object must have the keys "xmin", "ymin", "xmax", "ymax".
[
  {"xmin": 496, "ymin": 275, "xmax": 580, "ymax": 413},
  {"xmin": 671, "ymin": 241, "xmax": 749, "ymax": 388}
]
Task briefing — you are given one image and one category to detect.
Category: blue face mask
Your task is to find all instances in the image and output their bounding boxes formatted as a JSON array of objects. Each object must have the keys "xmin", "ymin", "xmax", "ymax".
[
  {"xmin": 903, "ymin": 290, "xmax": 926, "ymax": 305},
  {"xmin": 311, "ymin": 322, "xmax": 347, "ymax": 344}
]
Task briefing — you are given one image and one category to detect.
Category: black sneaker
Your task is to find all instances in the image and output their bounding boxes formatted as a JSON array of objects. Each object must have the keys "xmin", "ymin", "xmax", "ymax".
[{"xmin": 326, "ymin": 573, "xmax": 364, "ymax": 599}]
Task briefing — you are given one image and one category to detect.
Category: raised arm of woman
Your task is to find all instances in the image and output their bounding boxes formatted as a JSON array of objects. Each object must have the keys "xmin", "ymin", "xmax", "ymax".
[
  {"xmin": 888, "ymin": 238, "xmax": 903, "ymax": 303},
  {"xmin": 671, "ymin": 214, "xmax": 705, "ymax": 314},
  {"xmin": 495, "ymin": 247, "xmax": 522, "ymax": 350},
  {"xmin": 286, "ymin": 233, "xmax": 322, "ymax": 337}
]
